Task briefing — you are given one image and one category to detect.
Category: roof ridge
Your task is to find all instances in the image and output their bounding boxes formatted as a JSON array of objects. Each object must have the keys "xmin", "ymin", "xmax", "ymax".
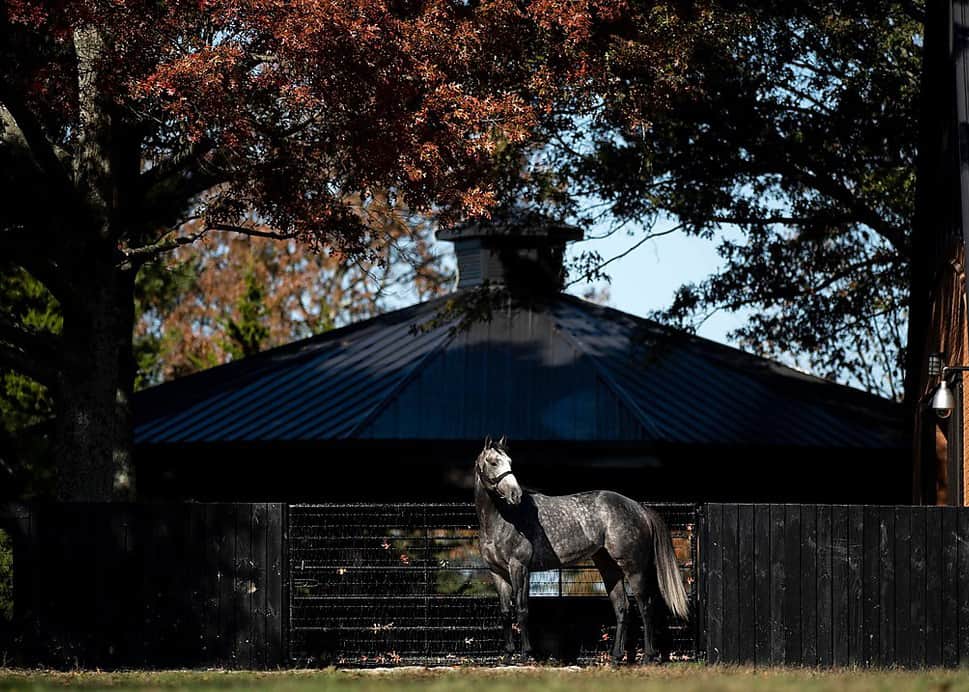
[
  {"xmin": 547, "ymin": 304, "xmax": 667, "ymax": 442},
  {"xmin": 345, "ymin": 323, "xmax": 459, "ymax": 438}
]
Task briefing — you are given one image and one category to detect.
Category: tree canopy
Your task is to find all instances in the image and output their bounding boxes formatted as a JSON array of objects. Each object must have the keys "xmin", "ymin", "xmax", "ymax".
[
  {"xmin": 529, "ymin": 0, "xmax": 921, "ymax": 399},
  {"xmin": 2, "ymin": 0, "xmax": 729, "ymax": 498},
  {"xmin": 135, "ymin": 209, "xmax": 449, "ymax": 387}
]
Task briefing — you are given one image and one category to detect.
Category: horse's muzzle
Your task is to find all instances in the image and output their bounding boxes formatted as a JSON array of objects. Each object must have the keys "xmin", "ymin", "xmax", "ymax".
[{"xmin": 500, "ymin": 475, "xmax": 523, "ymax": 505}]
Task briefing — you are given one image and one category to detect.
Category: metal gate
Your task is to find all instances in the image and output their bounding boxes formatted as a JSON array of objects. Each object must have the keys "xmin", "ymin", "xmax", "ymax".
[{"xmin": 287, "ymin": 502, "xmax": 699, "ymax": 666}]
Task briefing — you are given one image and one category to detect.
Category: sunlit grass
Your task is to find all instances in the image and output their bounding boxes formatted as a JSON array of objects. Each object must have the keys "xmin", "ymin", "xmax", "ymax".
[{"xmin": 3, "ymin": 665, "xmax": 969, "ymax": 692}]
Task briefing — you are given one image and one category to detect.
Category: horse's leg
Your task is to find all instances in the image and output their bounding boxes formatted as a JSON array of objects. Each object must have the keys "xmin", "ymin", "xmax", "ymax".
[
  {"xmin": 626, "ymin": 569, "xmax": 660, "ymax": 664},
  {"xmin": 508, "ymin": 558, "xmax": 532, "ymax": 660},
  {"xmin": 491, "ymin": 571, "xmax": 515, "ymax": 659},
  {"xmin": 593, "ymin": 549, "xmax": 629, "ymax": 664}
]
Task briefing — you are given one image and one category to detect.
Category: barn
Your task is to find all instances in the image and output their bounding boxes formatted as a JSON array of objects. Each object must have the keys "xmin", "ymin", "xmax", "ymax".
[
  {"xmin": 0, "ymin": 214, "xmax": 928, "ymax": 670},
  {"xmin": 133, "ymin": 210, "xmax": 909, "ymax": 505}
]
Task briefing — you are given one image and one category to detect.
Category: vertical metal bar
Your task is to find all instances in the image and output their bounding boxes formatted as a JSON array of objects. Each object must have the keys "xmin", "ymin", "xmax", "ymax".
[
  {"xmin": 282, "ymin": 504, "xmax": 291, "ymax": 667},
  {"xmin": 423, "ymin": 504, "xmax": 430, "ymax": 659},
  {"xmin": 693, "ymin": 503, "xmax": 702, "ymax": 660}
]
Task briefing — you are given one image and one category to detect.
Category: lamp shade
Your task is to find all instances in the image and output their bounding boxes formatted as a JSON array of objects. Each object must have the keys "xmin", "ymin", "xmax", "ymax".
[{"xmin": 932, "ymin": 380, "xmax": 956, "ymax": 419}]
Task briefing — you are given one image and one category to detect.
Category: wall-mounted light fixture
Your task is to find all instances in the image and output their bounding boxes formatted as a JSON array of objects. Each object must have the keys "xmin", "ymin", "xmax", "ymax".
[{"xmin": 929, "ymin": 352, "xmax": 969, "ymax": 419}]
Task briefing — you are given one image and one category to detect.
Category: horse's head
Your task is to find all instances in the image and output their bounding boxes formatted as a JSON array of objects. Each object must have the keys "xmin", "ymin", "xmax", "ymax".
[{"xmin": 476, "ymin": 435, "xmax": 523, "ymax": 506}]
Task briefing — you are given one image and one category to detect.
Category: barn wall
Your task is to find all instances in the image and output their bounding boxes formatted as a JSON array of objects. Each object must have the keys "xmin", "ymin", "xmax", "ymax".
[
  {"xmin": 912, "ymin": 241, "xmax": 969, "ymax": 506},
  {"xmin": 135, "ymin": 441, "xmax": 910, "ymax": 505}
]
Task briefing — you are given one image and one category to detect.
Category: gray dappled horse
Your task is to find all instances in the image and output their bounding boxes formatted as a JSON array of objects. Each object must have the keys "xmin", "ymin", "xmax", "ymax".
[{"xmin": 474, "ymin": 436, "xmax": 689, "ymax": 663}]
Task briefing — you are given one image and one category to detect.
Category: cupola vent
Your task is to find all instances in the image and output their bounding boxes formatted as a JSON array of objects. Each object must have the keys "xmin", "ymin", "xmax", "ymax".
[{"xmin": 437, "ymin": 207, "xmax": 583, "ymax": 293}]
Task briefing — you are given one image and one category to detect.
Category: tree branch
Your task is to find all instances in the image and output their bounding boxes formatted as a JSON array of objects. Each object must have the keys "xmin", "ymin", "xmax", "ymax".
[
  {"xmin": 0, "ymin": 342, "xmax": 57, "ymax": 390},
  {"xmin": 139, "ymin": 139, "xmax": 215, "ymax": 193},
  {"xmin": 0, "ymin": 314, "xmax": 59, "ymax": 357},
  {"xmin": 565, "ymin": 224, "xmax": 684, "ymax": 287},
  {"xmin": 0, "ymin": 317, "xmax": 59, "ymax": 389},
  {"xmin": 0, "ymin": 90, "xmax": 71, "ymax": 191},
  {"xmin": 0, "ymin": 229, "xmax": 72, "ymax": 303},
  {"xmin": 120, "ymin": 223, "xmax": 299, "ymax": 265},
  {"xmin": 206, "ymin": 223, "xmax": 299, "ymax": 240},
  {"xmin": 709, "ymin": 214, "xmax": 855, "ymax": 227},
  {"xmin": 119, "ymin": 229, "xmax": 207, "ymax": 265},
  {"xmin": 792, "ymin": 169, "xmax": 908, "ymax": 253}
]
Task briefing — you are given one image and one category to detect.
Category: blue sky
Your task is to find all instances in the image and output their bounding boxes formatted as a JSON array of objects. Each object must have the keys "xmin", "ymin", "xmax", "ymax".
[
  {"xmin": 414, "ymin": 219, "xmax": 747, "ymax": 348},
  {"xmin": 562, "ymin": 222, "xmax": 748, "ymax": 346}
]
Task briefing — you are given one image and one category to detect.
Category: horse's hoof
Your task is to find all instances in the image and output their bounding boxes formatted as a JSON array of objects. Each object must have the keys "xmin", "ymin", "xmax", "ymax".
[{"xmin": 641, "ymin": 653, "xmax": 663, "ymax": 665}]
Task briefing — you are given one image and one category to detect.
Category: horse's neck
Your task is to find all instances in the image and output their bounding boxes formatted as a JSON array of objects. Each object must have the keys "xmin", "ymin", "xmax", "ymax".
[{"xmin": 474, "ymin": 473, "xmax": 503, "ymax": 534}]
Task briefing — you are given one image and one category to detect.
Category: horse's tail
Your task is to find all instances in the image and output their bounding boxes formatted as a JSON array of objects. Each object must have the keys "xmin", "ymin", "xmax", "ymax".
[{"xmin": 652, "ymin": 515, "xmax": 689, "ymax": 621}]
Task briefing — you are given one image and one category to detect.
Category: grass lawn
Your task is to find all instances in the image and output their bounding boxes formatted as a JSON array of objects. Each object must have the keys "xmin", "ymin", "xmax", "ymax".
[{"xmin": 2, "ymin": 666, "xmax": 969, "ymax": 692}]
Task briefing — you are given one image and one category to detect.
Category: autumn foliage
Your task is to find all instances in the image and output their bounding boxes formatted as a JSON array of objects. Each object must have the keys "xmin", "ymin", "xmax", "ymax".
[
  {"xmin": 1, "ymin": 0, "xmax": 724, "ymax": 498},
  {"xmin": 136, "ymin": 214, "xmax": 449, "ymax": 385}
]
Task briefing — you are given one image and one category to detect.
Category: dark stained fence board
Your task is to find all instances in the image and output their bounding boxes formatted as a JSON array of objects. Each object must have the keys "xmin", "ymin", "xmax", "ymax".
[
  {"xmin": 753, "ymin": 504, "xmax": 771, "ymax": 665},
  {"xmin": 893, "ymin": 507, "xmax": 912, "ymax": 668},
  {"xmin": 721, "ymin": 504, "xmax": 739, "ymax": 664},
  {"xmin": 234, "ymin": 503, "xmax": 254, "ymax": 668},
  {"xmin": 203, "ymin": 503, "xmax": 222, "ymax": 663},
  {"xmin": 187, "ymin": 502, "xmax": 210, "ymax": 665},
  {"xmin": 769, "ymin": 505, "xmax": 786, "ymax": 665},
  {"xmin": 959, "ymin": 510, "xmax": 969, "ymax": 665},
  {"xmin": 847, "ymin": 506, "xmax": 865, "ymax": 666},
  {"xmin": 877, "ymin": 507, "xmax": 894, "ymax": 667},
  {"xmin": 783, "ymin": 505, "xmax": 802, "ymax": 665},
  {"xmin": 800, "ymin": 506, "xmax": 817, "ymax": 667},
  {"xmin": 831, "ymin": 506, "xmax": 849, "ymax": 666},
  {"xmin": 737, "ymin": 505, "xmax": 755, "ymax": 665},
  {"xmin": 942, "ymin": 508, "xmax": 959, "ymax": 667},
  {"xmin": 216, "ymin": 504, "xmax": 236, "ymax": 665},
  {"xmin": 910, "ymin": 507, "xmax": 927, "ymax": 667},
  {"xmin": 926, "ymin": 507, "xmax": 943, "ymax": 667},
  {"xmin": 266, "ymin": 504, "xmax": 285, "ymax": 667},
  {"xmin": 702, "ymin": 504, "xmax": 969, "ymax": 669},
  {"xmin": 251, "ymin": 503, "xmax": 268, "ymax": 670},
  {"xmin": 816, "ymin": 505, "xmax": 833, "ymax": 667},
  {"xmin": 862, "ymin": 506, "xmax": 880, "ymax": 667}
]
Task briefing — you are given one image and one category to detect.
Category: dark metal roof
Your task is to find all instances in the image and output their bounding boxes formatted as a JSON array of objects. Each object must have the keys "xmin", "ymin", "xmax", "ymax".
[
  {"xmin": 135, "ymin": 293, "xmax": 904, "ymax": 449},
  {"xmin": 437, "ymin": 206, "xmax": 583, "ymax": 243}
]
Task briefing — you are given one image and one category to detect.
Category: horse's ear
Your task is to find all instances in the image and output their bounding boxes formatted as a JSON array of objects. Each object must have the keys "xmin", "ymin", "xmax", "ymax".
[
  {"xmin": 498, "ymin": 434, "xmax": 507, "ymax": 449},
  {"xmin": 484, "ymin": 435, "xmax": 492, "ymax": 449}
]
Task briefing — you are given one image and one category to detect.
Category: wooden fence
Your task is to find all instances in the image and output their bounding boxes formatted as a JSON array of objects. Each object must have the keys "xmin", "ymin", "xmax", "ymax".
[
  {"xmin": 1, "ymin": 503, "xmax": 287, "ymax": 669},
  {"xmin": 702, "ymin": 504, "xmax": 969, "ymax": 667},
  {"xmin": 10, "ymin": 501, "xmax": 969, "ymax": 669}
]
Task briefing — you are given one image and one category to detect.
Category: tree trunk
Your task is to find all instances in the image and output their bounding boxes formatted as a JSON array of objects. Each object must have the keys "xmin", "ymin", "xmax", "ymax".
[
  {"xmin": 52, "ymin": 244, "xmax": 137, "ymax": 500},
  {"xmin": 46, "ymin": 25, "xmax": 140, "ymax": 500}
]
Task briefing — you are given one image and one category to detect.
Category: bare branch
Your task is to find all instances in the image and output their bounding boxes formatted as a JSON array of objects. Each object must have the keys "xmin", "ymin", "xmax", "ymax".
[
  {"xmin": 708, "ymin": 214, "xmax": 855, "ymax": 227},
  {"xmin": 121, "ymin": 222, "xmax": 300, "ymax": 265},
  {"xmin": 206, "ymin": 223, "xmax": 299, "ymax": 240},
  {"xmin": 565, "ymin": 223, "xmax": 685, "ymax": 288}
]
